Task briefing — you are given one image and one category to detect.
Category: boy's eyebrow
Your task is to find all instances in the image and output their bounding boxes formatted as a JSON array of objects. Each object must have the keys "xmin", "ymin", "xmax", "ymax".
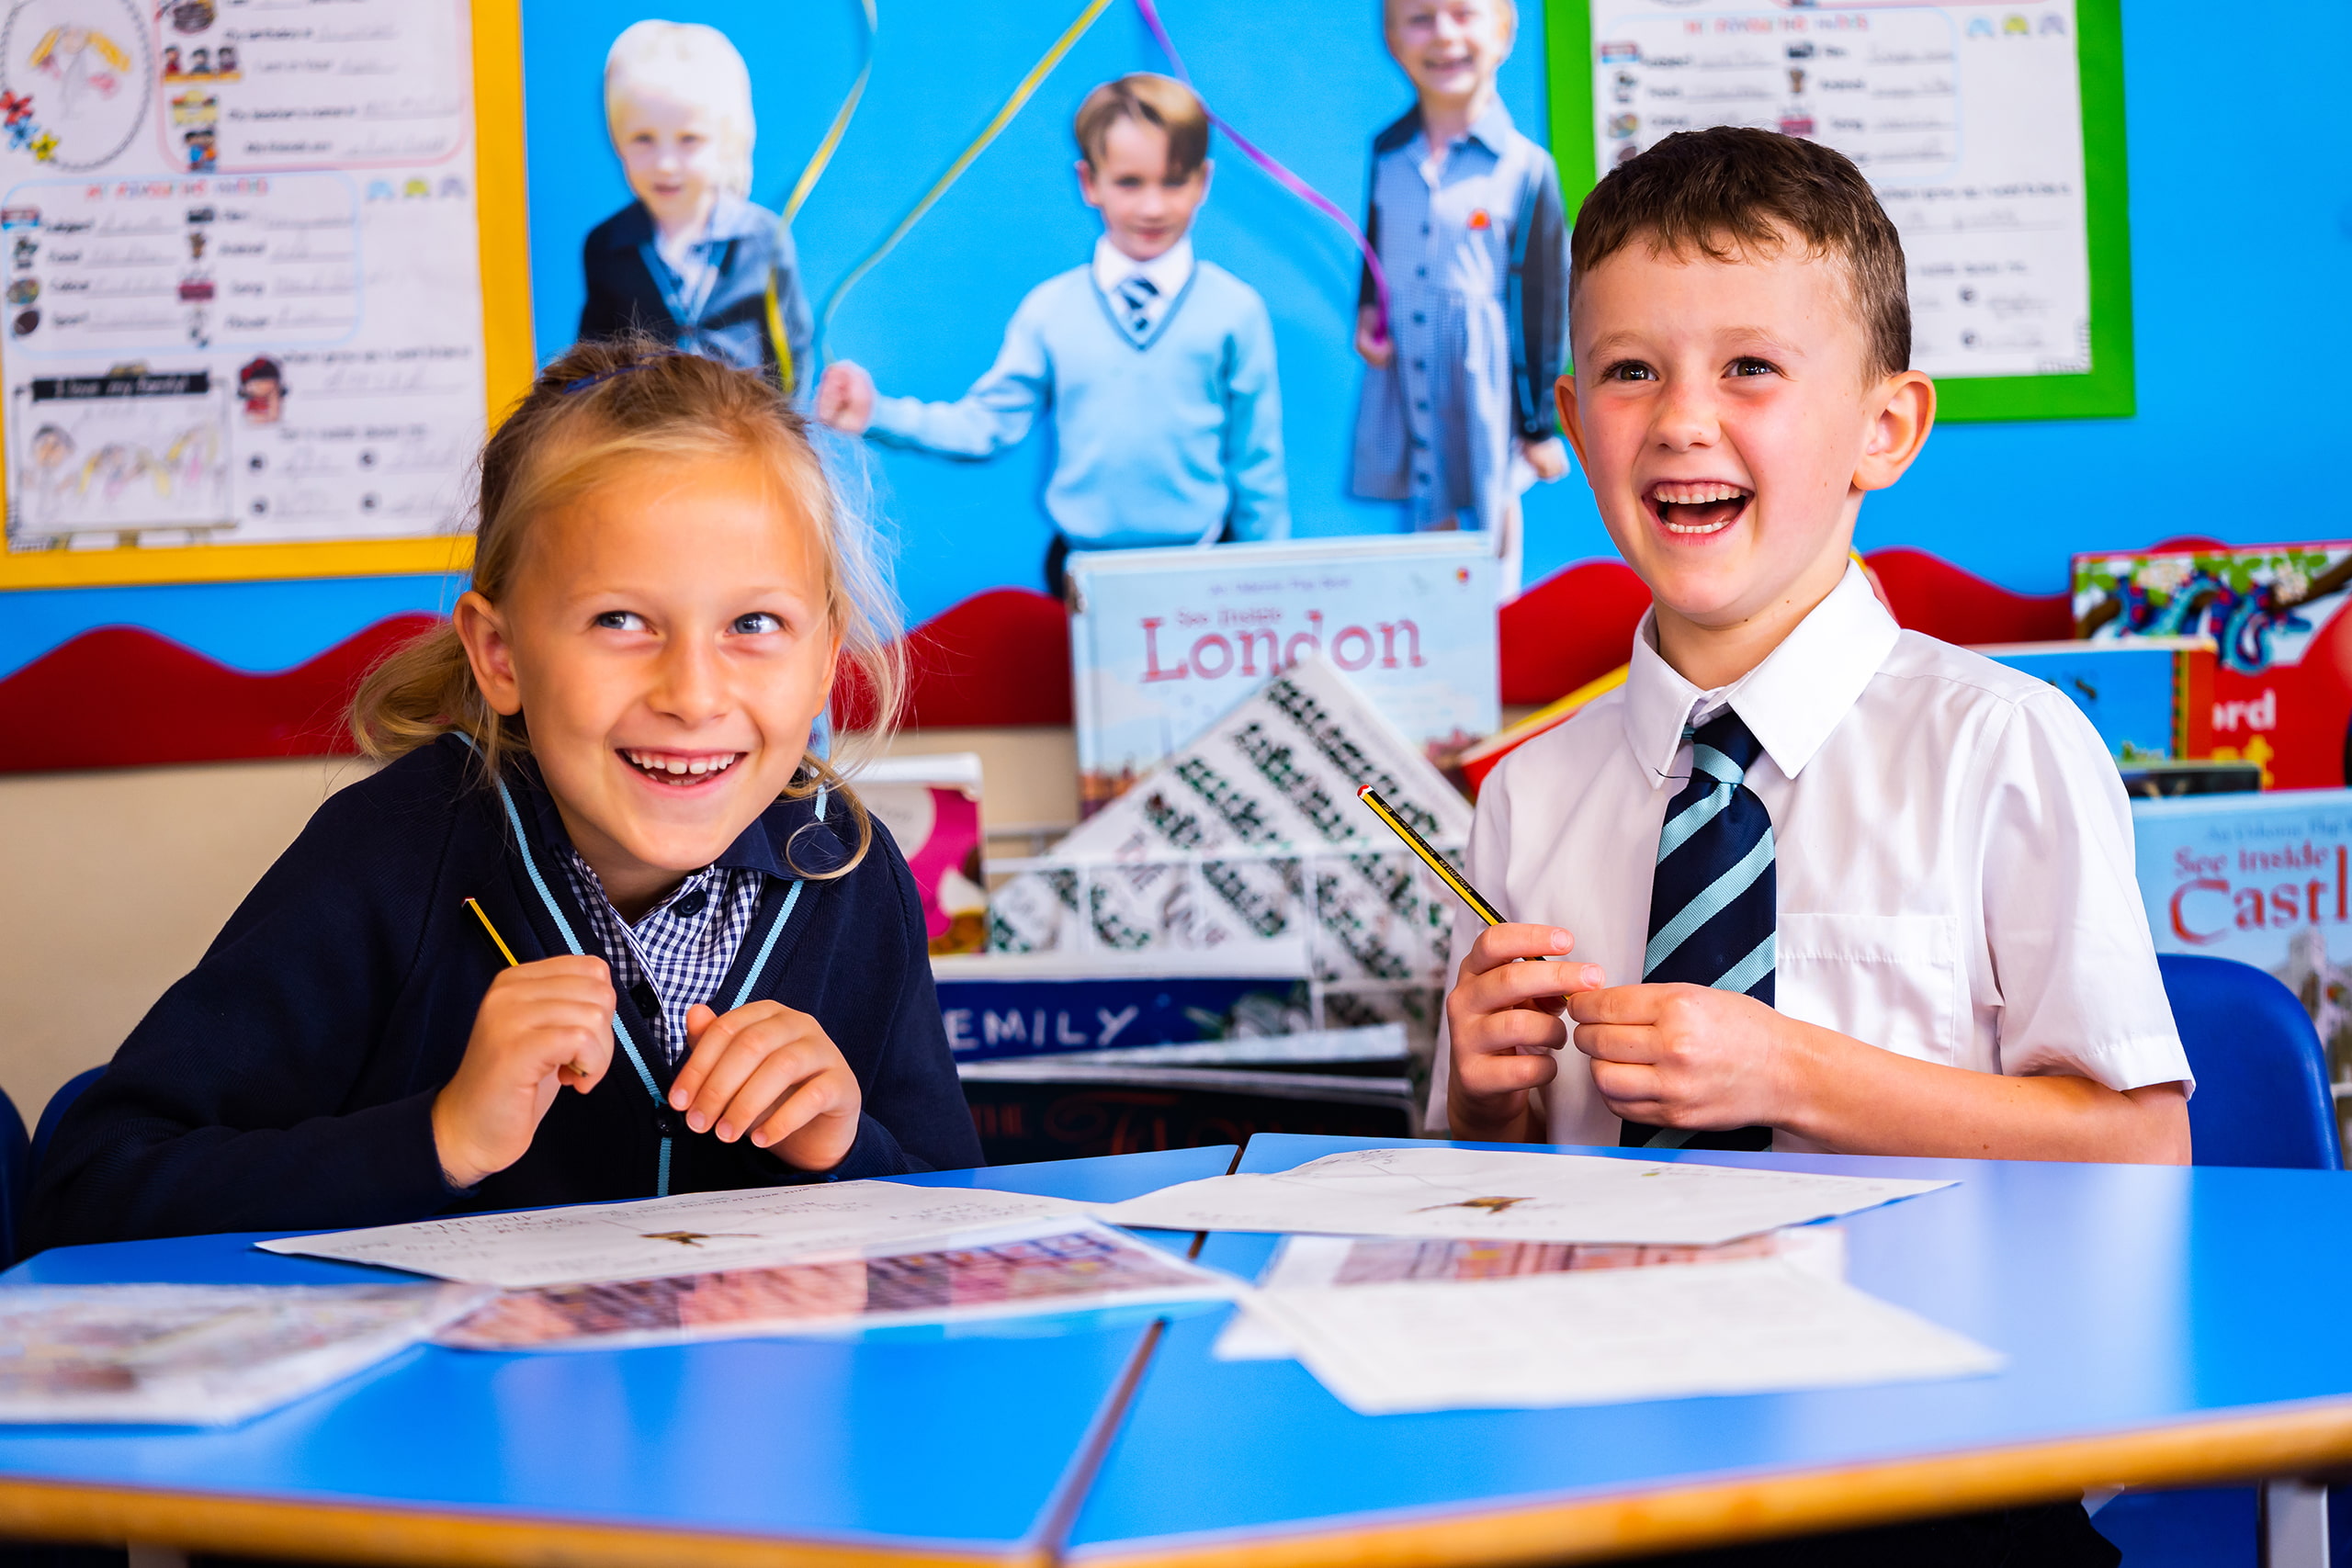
[{"xmin": 1578, "ymin": 327, "xmax": 1811, "ymax": 363}]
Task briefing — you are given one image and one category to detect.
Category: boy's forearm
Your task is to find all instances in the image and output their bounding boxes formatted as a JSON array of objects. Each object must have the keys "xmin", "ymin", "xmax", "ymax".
[{"xmin": 1775, "ymin": 1021, "xmax": 2190, "ymax": 1165}]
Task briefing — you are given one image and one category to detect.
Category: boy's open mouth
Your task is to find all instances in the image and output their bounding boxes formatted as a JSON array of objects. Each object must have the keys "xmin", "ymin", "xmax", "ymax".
[
  {"xmin": 1645, "ymin": 480, "xmax": 1753, "ymax": 537},
  {"xmin": 619, "ymin": 749, "xmax": 743, "ymax": 787}
]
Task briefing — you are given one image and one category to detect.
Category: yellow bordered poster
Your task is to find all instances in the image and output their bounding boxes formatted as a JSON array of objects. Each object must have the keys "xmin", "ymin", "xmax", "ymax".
[{"xmin": 0, "ymin": 0, "xmax": 529, "ymax": 589}]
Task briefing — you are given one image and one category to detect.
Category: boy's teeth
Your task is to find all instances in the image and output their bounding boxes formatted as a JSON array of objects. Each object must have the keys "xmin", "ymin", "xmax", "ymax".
[{"xmin": 1653, "ymin": 482, "xmax": 1748, "ymax": 504}]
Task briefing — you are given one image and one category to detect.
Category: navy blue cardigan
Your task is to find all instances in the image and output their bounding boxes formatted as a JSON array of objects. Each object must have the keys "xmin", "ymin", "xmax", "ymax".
[{"xmin": 26, "ymin": 736, "xmax": 979, "ymax": 1253}]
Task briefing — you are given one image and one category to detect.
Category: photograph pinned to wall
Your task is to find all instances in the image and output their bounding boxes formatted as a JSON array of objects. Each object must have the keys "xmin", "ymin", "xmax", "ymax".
[
  {"xmin": 0, "ymin": 0, "xmax": 532, "ymax": 587},
  {"xmin": 1553, "ymin": 0, "xmax": 2132, "ymax": 419},
  {"xmin": 577, "ymin": 18, "xmax": 812, "ymax": 390}
]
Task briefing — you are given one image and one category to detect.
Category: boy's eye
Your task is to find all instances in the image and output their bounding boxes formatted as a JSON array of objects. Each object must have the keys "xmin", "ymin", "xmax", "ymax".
[
  {"xmin": 1601, "ymin": 360, "xmax": 1657, "ymax": 383},
  {"xmin": 729, "ymin": 612, "xmax": 783, "ymax": 636},
  {"xmin": 1728, "ymin": 356, "xmax": 1781, "ymax": 378},
  {"xmin": 593, "ymin": 610, "xmax": 645, "ymax": 632}
]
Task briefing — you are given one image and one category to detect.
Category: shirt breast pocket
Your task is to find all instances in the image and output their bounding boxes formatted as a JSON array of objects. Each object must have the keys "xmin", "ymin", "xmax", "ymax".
[{"xmin": 1776, "ymin": 913, "xmax": 1965, "ymax": 1066}]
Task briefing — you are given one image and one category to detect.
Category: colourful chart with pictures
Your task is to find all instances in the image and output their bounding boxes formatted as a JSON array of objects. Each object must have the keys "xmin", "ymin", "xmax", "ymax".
[
  {"xmin": 1546, "ymin": 0, "xmax": 2132, "ymax": 420},
  {"xmin": 0, "ymin": 0, "xmax": 530, "ymax": 586}
]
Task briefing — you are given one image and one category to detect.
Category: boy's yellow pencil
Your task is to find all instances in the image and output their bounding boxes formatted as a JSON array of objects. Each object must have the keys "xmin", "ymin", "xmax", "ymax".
[
  {"xmin": 466, "ymin": 897, "xmax": 594, "ymax": 1081},
  {"xmin": 1355, "ymin": 786, "xmax": 1506, "ymax": 927}
]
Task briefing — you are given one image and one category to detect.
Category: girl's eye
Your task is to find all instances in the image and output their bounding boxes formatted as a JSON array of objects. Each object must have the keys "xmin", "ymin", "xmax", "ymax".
[
  {"xmin": 730, "ymin": 612, "xmax": 783, "ymax": 636},
  {"xmin": 1728, "ymin": 357, "xmax": 1780, "ymax": 378},
  {"xmin": 593, "ymin": 610, "xmax": 644, "ymax": 632},
  {"xmin": 1602, "ymin": 360, "xmax": 1657, "ymax": 383}
]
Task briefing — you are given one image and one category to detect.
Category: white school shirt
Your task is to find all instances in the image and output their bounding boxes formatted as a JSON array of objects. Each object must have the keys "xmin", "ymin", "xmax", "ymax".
[{"xmin": 1427, "ymin": 564, "xmax": 2194, "ymax": 1149}]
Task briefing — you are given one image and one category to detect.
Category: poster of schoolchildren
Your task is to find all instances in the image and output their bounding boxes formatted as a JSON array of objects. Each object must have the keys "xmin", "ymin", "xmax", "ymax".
[
  {"xmin": 519, "ymin": 1, "xmax": 1578, "ymax": 639},
  {"xmin": 0, "ymin": 0, "xmax": 489, "ymax": 561}
]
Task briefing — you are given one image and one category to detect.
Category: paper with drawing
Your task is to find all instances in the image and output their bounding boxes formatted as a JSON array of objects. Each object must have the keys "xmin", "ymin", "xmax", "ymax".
[
  {"xmin": 1093, "ymin": 1146, "xmax": 1951, "ymax": 1247},
  {"xmin": 261, "ymin": 1181, "xmax": 1091, "ymax": 1289}
]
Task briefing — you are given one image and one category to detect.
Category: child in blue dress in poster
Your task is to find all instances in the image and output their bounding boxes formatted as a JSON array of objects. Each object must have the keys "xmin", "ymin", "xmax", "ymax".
[
  {"xmin": 579, "ymin": 21, "xmax": 815, "ymax": 396},
  {"xmin": 1352, "ymin": 0, "xmax": 1569, "ymax": 600}
]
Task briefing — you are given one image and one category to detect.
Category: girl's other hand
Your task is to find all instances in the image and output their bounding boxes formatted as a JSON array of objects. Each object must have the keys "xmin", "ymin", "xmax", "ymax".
[
  {"xmin": 433, "ymin": 956, "xmax": 616, "ymax": 1189},
  {"xmin": 1521, "ymin": 435, "xmax": 1569, "ymax": 481},
  {"xmin": 1444, "ymin": 923, "xmax": 1605, "ymax": 1145},
  {"xmin": 1354, "ymin": 304, "xmax": 1395, "ymax": 368},
  {"xmin": 670, "ymin": 1000, "xmax": 862, "ymax": 1172},
  {"xmin": 816, "ymin": 361, "xmax": 876, "ymax": 434}
]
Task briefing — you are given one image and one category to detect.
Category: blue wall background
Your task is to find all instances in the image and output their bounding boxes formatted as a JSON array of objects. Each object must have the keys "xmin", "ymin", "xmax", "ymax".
[{"xmin": 6, "ymin": 0, "xmax": 2348, "ymax": 676}]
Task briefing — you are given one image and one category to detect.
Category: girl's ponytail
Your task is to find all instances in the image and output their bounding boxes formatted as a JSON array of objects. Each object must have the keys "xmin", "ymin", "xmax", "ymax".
[{"xmin": 347, "ymin": 621, "xmax": 505, "ymax": 766}]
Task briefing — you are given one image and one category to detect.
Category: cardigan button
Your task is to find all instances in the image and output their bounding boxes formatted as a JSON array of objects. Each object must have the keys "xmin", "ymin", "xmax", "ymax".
[{"xmin": 654, "ymin": 1107, "xmax": 687, "ymax": 1139}]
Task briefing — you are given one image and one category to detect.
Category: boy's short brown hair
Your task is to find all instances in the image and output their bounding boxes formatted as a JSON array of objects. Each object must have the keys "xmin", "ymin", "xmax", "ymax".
[
  {"xmin": 1571, "ymin": 128, "xmax": 1910, "ymax": 380},
  {"xmin": 1074, "ymin": 73, "xmax": 1208, "ymax": 180}
]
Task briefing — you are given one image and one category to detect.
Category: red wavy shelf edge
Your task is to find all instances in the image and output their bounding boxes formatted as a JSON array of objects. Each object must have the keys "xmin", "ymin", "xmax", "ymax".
[{"xmin": 0, "ymin": 554, "xmax": 2070, "ymax": 775}]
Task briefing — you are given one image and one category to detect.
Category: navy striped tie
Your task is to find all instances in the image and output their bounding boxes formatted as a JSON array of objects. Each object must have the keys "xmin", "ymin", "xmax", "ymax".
[{"xmin": 1619, "ymin": 709, "xmax": 1776, "ymax": 1152}]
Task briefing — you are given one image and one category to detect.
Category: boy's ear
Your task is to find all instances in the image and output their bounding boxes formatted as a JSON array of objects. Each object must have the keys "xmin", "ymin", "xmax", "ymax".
[
  {"xmin": 1075, "ymin": 158, "xmax": 1101, "ymax": 210},
  {"xmin": 1554, "ymin": 374, "xmax": 1592, "ymax": 472},
  {"xmin": 1854, "ymin": 369, "xmax": 1936, "ymax": 493},
  {"xmin": 453, "ymin": 590, "xmax": 525, "ymax": 718}
]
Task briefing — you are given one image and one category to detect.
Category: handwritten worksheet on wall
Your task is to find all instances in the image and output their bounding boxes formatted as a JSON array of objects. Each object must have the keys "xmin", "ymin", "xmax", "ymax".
[
  {"xmin": 1579, "ymin": 0, "xmax": 2112, "ymax": 399},
  {"xmin": 0, "ymin": 0, "xmax": 486, "ymax": 558}
]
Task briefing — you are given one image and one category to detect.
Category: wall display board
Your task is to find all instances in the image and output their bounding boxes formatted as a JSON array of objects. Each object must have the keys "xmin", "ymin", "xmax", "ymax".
[
  {"xmin": 1548, "ymin": 0, "xmax": 2129, "ymax": 421},
  {"xmin": 0, "ymin": 0, "xmax": 530, "ymax": 587}
]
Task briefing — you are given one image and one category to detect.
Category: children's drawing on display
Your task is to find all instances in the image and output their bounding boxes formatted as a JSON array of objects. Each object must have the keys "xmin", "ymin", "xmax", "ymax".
[
  {"xmin": 577, "ymin": 20, "xmax": 813, "ymax": 393},
  {"xmin": 238, "ymin": 356, "xmax": 285, "ymax": 424},
  {"xmin": 1351, "ymin": 0, "xmax": 1570, "ymax": 600}
]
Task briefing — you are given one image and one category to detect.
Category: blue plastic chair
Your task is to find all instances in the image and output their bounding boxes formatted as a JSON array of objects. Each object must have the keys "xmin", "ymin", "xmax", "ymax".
[{"xmin": 2095, "ymin": 955, "xmax": 2342, "ymax": 1568}]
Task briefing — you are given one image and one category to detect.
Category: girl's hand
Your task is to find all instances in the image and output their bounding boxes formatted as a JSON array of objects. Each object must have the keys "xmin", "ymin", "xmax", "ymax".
[
  {"xmin": 816, "ymin": 361, "xmax": 876, "ymax": 434},
  {"xmin": 1444, "ymin": 924, "xmax": 1606, "ymax": 1144},
  {"xmin": 433, "ymin": 957, "xmax": 616, "ymax": 1190},
  {"xmin": 670, "ymin": 1001, "xmax": 862, "ymax": 1172},
  {"xmin": 1521, "ymin": 435, "xmax": 1569, "ymax": 481},
  {"xmin": 1354, "ymin": 304, "xmax": 1395, "ymax": 368}
]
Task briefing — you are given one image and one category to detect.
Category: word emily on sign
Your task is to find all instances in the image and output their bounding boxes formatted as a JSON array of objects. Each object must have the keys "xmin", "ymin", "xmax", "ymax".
[
  {"xmin": 944, "ymin": 1006, "xmax": 1142, "ymax": 1055},
  {"xmin": 1140, "ymin": 612, "xmax": 1426, "ymax": 684},
  {"xmin": 2166, "ymin": 841, "xmax": 2351, "ymax": 944}
]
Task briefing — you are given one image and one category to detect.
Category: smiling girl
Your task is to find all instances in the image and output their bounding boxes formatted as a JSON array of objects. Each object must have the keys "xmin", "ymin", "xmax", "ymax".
[{"xmin": 28, "ymin": 341, "xmax": 978, "ymax": 1250}]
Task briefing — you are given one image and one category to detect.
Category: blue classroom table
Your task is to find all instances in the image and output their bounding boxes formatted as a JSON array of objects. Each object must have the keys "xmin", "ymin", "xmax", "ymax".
[
  {"xmin": 6, "ymin": 1135, "xmax": 2352, "ymax": 1564},
  {"xmin": 1069, "ymin": 1134, "xmax": 2352, "ymax": 1566},
  {"xmin": 0, "ymin": 1145, "xmax": 1238, "ymax": 1568}
]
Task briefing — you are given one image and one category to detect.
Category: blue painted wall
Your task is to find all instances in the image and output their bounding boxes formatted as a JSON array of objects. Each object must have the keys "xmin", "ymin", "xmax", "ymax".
[{"xmin": 6, "ymin": 0, "xmax": 2348, "ymax": 674}]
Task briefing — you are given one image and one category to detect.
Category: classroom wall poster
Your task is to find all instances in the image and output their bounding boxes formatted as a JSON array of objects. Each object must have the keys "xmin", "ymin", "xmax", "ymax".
[
  {"xmin": 0, "ymin": 0, "xmax": 525, "ymax": 585},
  {"xmin": 1552, "ymin": 0, "xmax": 2131, "ymax": 420}
]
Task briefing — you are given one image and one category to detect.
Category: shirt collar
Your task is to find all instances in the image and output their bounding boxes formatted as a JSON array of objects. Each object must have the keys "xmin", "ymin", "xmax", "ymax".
[
  {"xmin": 1091, "ymin": 233, "xmax": 1194, "ymax": 299},
  {"xmin": 1620, "ymin": 563, "xmax": 1900, "ymax": 788},
  {"xmin": 1463, "ymin": 98, "xmax": 1515, "ymax": 152}
]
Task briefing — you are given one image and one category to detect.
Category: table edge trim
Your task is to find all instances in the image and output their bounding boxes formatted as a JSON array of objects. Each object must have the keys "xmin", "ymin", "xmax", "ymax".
[{"xmin": 1068, "ymin": 1397, "xmax": 2352, "ymax": 1568}]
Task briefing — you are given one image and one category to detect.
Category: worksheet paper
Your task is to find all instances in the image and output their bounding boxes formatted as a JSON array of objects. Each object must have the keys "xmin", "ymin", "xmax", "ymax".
[
  {"xmin": 0, "ymin": 1282, "xmax": 487, "ymax": 1426},
  {"xmin": 1092, "ymin": 1146, "xmax": 1951, "ymax": 1247},
  {"xmin": 1214, "ymin": 1226, "xmax": 1845, "ymax": 1359},
  {"xmin": 1248, "ymin": 1258, "xmax": 2003, "ymax": 1416},
  {"xmin": 436, "ymin": 1220, "xmax": 1237, "ymax": 1352},
  {"xmin": 260, "ymin": 1181, "xmax": 1091, "ymax": 1289}
]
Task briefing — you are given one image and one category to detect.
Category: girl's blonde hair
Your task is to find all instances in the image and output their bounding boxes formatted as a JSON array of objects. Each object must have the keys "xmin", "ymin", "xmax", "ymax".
[
  {"xmin": 350, "ymin": 337, "xmax": 906, "ymax": 878},
  {"xmin": 603, "ymin": 19, "xmax": 755, "ymax": 199}
]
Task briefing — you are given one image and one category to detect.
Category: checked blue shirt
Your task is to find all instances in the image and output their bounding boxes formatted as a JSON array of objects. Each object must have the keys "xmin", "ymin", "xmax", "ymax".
[{"xmin": 560, "ymin": 851, "xmax": 768, "ymax": 1068}]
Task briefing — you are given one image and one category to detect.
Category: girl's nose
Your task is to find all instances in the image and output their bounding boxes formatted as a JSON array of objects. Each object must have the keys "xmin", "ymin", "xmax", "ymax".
[{"xmin": 651, "ymin": 638, "xmax": 725, "ymax": 721}]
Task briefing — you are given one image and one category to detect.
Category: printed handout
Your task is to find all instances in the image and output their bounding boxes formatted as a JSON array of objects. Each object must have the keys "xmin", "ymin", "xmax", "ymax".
[
  {"xmin": 1093, "ymin": 1146, "xmax": 1951, "ymax": 1247},
  {"xmin": 261, "ymin": 1181, "xmax": 1091, "ymax": 1289},
  {"xmin": 0, "ymin": 1283, "xmax": 487, "ymax": 1426},
  {"xmin": 437, "ymin": 1220, "xmax": 1236, "ymax": 1352},
  {"xmin": 1248, "ymin": 1258, "xmax": 2003, "ymax": 1415},
  {"xmin": 1215, "ymin": 1226, "xmax": 1844, "ymax": 1360}
]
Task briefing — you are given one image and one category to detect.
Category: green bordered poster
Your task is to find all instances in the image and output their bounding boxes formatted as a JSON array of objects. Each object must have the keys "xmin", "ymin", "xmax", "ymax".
[{"xmin": 1545, "ymin": 0, "xmax": 2131, "ymax": 422}]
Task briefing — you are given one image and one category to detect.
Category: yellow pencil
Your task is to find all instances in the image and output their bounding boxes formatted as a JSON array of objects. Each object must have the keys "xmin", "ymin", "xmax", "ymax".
[
  {"xmin": 1355, "ymin": 785, "xmax": 1506, "ymax": 927},
  {"xmin": 465, "ymin": 897, "xmax": 520, "ymax": 966},
  {"xmin": 466, "ymin": 897, "xmax": 594, "ymax": 1080}
]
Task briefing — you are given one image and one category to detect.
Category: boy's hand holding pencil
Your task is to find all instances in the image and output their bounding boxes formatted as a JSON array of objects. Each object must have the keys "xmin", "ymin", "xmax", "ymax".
[{"xmin": 1446, "ymin": 926, "xmax": 1606, "ymax": 1145}]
